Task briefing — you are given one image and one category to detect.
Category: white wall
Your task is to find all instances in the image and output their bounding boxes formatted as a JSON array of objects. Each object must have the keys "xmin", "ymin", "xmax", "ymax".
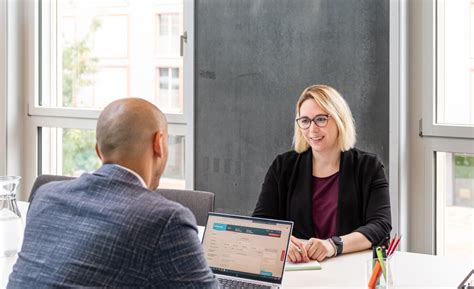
[
  {"xmin": 0, "ymin": 0, "xmax": 7, "ymax": 175},
  {"xmin": 4, "ymin": 0, "xmax": 27, "ymax": 198}
]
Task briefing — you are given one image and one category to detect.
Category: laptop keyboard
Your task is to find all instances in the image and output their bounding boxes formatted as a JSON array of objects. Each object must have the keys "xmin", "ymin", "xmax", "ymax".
[{"xmin": 217, "ymin": 277, "xmax": 273, "ymax": 289}]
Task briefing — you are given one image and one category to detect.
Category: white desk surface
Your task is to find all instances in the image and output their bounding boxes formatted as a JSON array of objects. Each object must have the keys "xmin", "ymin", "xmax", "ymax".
[
  {"xmin": 282, "ymin": 250, "xmax": 472, "ymax": 289},
  {"xmin": 1, "ymin": 201, "xmax": 472, "ymax": 288},
  {"xmin": 0, "ymin": 201, "xmax": 28, "ymax": 288}
]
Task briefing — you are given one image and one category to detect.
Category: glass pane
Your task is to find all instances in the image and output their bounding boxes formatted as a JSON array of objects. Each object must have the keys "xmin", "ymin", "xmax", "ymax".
[
  {"xmin": 74, "ymin": 67, "xmax": 128, "ymax": 108},
  {"xmin": 160, "ymin": 135, "xmax": 185, "ymax": 189},
  {"xmin": 158, "ymin": 68, "xmax": 169, "ymax": 109},
  {"xmin": 93, "ymin": 15, "xmax": 128, "ymax": 58},
  {"xmin": 156, "ymin": 67, "xmax": 182, "ymax": 113},
  {"xmin": 42, "ymin": 0, "xmax": 184, "ymax": 114},
  {"xmin": 159, "ymin": 14, "xmax": 169, "ymax": 36},
  {"xmin": 437, "ymin": 0, "xmax": 474, "ymax": 126},
  {"xmin": 436, "ymin": 152, "xmax": 474, "ymax": 258},
  {"xmin": 155, "ymin": 13, "xmax": 180, "ymax": 56},
  {"xmin": 171, "ymin": 67, "xmax": 178, "ymax": 79},
  {"xmin": 62, "ymin": 128, "xmax": 100, "ymax": 176},
  {"xmin": 155, "ymin": 14, "xmax": 166, "ymax": 55},
  {"xmin": 171, "ymin": 14, "xmax": 179, "ymax": 35},
  {"xmin": 171, "ymin": 68, "xmax": 180, "ymax": 109},
  {"xmin": 160, "ymin": 67, "xmax": 169, "ymax": 79},
  {"xmin": 39, "ymin": 127, "xmax": 100, "ymax": 177},
  {"xmin": 39, "ymin": 127, "xmax": 185, "ymax": 189}
]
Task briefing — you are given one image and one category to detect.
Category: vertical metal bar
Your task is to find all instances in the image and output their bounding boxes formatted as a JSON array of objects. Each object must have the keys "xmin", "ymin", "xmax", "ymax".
[{"xmin": 180, "ymin": 31, "xmax": 187, "ymax": 57}]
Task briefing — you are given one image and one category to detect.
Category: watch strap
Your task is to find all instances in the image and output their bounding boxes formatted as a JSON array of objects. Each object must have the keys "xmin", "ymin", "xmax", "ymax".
[
  {"xmin": 331, "ymin": 236, "xmax": 343, "ymax": 256},
  {"xmin": 327, "ymin": 238, "xmax": 337, "ymax": 257}
]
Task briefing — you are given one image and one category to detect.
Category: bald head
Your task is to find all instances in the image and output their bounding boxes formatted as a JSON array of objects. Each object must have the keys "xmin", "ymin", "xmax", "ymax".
[{"xmin": 96, "ymin": 98, "xmax": 167, "ymax": 162}]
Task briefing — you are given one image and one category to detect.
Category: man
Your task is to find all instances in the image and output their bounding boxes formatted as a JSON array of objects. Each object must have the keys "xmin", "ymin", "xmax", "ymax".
[{"xmin": 8, "ymin": 98, "xmax": 219, "ymax": 288}]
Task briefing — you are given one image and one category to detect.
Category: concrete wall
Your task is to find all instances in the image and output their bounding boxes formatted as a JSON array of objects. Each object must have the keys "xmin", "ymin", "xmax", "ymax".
[{"xmin": 195, "ymin": 0, "xmax": 390, "ymax": 214}]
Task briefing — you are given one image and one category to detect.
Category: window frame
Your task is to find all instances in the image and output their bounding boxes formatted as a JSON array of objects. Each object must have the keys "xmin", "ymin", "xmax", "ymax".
[
  {"xmin": 421, "ymin": 0, "xmax": 474, "ymax": 139},
  {"xmin": 23, "ymin": 0, "xmax": 195, "ymax": 193},
  {"xmin": 411, "ymin": 0, "xmax": 474, "ymax": 255},
  {"xmin": 434, "ymin": 149, "xmax": 474, "ymax": 256},
  {"xmin": 429, "ymin": 139, "xmax": 474, "ymax": 255}
]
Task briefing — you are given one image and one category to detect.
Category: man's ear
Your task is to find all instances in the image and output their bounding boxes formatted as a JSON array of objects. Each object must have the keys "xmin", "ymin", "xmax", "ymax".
[
  {"xmin": 153, "ymin": 131, "xmax": 163, "ymax": 158},
  {"xmin": 95, "ymin": 144, "xmax": 103, "ymax": 160}
]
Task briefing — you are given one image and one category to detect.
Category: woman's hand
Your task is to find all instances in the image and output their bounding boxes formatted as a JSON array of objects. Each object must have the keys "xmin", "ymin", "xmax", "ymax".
[
  {"xmin": 287, "ymin": 236, "xmax": 310, "ymax": 263},
  {"xmin": 304, "ymin": 238, "xmax": 335, "ymax": 262}
]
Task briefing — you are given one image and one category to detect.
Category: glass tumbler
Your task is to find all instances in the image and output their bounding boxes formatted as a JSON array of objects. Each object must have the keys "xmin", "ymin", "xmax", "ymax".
[
  {"xmin": 366, "ymin": 257, "xmax": 393, "ymax": 289},
  {"xmin": 0, "ymin": 176, "xmax": 23, "ymax": 258}
]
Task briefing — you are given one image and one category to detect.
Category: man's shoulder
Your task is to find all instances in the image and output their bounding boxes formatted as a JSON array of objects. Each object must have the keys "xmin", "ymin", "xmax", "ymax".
[
  {"xmin": 32, "ymin": 173, "xmax": 195, "ymax": 226},
  {"xmin": 141, "ymin": 192, "xmax": 194, "ymax": 221}
]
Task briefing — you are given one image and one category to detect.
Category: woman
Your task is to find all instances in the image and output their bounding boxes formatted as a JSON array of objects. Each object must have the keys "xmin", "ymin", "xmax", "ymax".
[{"xmin": 252, "ymin": 84, "xmax": 391, "ymax": 263}]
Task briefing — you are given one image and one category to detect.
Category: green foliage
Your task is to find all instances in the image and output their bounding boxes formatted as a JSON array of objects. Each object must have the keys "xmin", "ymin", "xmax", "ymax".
[
  {"xmin": 454, "ymin": 155, "xmax": 474, "ymax": 179},
  {"xmin": 62, "ymin": 129, "xmax": 100, "ymax": 176},
  {"xmin": 62, "ymin": 19, "xmax": 100, "ymax": 107},
  {"xmin": 61, "ymin": 20, "xmax": 101, "ymax": 175}
]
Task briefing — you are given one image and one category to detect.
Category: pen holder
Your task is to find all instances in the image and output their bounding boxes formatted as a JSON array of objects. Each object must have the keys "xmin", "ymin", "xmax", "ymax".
[{"xmin": 366, "ymin": 257, "xmax": 393, "ymax": 289}]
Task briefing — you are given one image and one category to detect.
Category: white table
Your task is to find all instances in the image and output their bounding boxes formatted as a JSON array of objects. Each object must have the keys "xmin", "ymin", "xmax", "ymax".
[
  {"xmin": 282, "ymin": 250, "xmax": 472, "ymax": 288},
  {"xmin": 2, "ymin": 202, "xmax": 472, "ymax": 288},
  {"xmin": 0, "ymin": 201, "xmax": 28, "ymax": 289}
]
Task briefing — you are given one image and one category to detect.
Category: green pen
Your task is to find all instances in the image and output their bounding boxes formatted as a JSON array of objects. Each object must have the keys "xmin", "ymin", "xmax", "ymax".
[{"xmin": 376, "ymin": 246, "xmax": 387, "ymax": 281}]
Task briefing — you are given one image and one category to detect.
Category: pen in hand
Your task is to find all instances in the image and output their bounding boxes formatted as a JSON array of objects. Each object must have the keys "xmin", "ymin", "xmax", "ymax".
[
  {"xmin": 293, "ymin": 230, "xmax": 311, "ymax": 254},
  {"xmin": 290, "ymin": 236, "xmax": 310, "ymax": 262}
]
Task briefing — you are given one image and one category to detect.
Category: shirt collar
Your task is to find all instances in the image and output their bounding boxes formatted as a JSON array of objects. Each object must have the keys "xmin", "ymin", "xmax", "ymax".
[{"xmin": 113, "ymin": 164, "xmax": 148, "ymax": 188}]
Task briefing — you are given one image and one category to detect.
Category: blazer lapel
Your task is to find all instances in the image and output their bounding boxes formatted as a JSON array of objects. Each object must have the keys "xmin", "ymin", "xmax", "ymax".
[{"xmin": 287, "ymin": 150, "xmax": 314, "ymax": 239}]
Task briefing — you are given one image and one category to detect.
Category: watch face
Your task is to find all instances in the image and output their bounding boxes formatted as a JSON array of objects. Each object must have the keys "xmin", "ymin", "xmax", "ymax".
[{"xmin": 332, "ymin": 236, "xmax": 343, "ymax": 244}]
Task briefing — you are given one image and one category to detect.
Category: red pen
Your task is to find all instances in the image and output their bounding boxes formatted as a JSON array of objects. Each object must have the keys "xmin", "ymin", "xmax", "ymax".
[
  {"xmin": 387, "ymin": 234, "xmax": 397, "ymax": 253},
  {"xmin": 388, "ymin": 235, "xmax": 401, "ymax": 256}
]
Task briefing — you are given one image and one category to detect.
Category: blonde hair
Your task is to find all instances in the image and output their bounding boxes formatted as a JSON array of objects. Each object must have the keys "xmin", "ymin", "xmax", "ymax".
[{"xmin": 293, "ymin": 84, "xmax": 356, "ymax": 153}]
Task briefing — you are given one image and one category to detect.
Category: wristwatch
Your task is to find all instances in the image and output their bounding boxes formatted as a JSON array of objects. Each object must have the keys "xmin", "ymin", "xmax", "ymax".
[{"xmin": 331, "ymin": 236, "xmax": 344, "ymax": 256}]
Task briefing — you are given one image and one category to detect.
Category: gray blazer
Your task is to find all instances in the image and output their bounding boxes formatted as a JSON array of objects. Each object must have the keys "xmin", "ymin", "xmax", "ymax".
[{"xmin": 8, "ymin": 164, "xmax": 218, "ymax": 288}]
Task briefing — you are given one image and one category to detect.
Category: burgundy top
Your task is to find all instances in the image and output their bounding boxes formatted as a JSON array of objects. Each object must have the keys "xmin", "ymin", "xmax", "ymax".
[{"xmin": 312, "ymin": 172, "xmax": 339, "ymax": 239}]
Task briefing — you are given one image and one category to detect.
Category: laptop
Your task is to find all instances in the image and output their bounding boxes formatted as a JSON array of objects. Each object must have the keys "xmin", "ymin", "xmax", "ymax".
[{"xmin": 202, "ymin": 212, "xmax": 294, "ymax": 289}]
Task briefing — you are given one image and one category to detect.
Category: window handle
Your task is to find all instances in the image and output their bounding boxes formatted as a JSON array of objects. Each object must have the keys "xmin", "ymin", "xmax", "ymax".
[{"xmin": 180, "ymin": 31, "xmax": 188, "ymax": 57}]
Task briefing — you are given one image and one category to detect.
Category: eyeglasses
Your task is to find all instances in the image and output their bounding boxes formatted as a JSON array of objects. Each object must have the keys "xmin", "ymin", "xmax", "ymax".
[{"xmin": 295, "ymin": 114, "xmax": 330, "ymax": 129}]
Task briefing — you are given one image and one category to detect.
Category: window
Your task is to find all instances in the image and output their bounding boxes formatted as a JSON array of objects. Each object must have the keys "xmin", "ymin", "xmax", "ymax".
[
  {"xmin": 155, "ymin": 14, "xmax": 180, "ymax": 56},
  {"xmin": 423, "ymin": 0, "xmax": 474, "ymax": 137},
  {"xmin": 407, "ymin": 0, "xmax": 474, "ymax": 256},
  {"xmin": 437, "ymin": 0, "xmax": 474, "ymax": 126},
  {"xmin": 156, "ymin": 67, "xmax": 182, "ymax": 113},
  {"xmin": 434, "ymin": 0, "xmax": 474, "ymax": 257},
  {"xmin": 431, "ymin": 0, "xmax": 474, "ymax": 257},
  {"xmin": 27, "ymin": 0, "xmax": 193, "ymax": 190},
  {"xmin": 436, "ymin": 152, "xmax": 474, "ymax": 257}
]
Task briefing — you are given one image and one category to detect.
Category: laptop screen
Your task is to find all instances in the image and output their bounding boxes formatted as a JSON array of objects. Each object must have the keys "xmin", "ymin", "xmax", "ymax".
[{"xmin": 202, "ymin": 212, "xmax": 293, "ymax": 285}]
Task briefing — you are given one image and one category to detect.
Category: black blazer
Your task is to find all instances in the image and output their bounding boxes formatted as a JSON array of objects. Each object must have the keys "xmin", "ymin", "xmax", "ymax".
[{"xmin": 252, "ymin": 148, "xmax": 391, "ymax": 246}]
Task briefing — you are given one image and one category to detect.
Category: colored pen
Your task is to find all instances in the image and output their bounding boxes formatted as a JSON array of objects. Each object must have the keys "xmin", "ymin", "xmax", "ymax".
[
  {"xmin": 376, "ymin": 246, "xmax": 387, "ymax": 280},
  {"xmin": 367, "ymin": 260, "xmax": 382, "ymax": 289},
  {"xmin": 388, "ymin": 235, "xmax": 401, "ymax": 256},
  {"xmin": 387, "ymin": 233, "xmax": 397, "ymax": 253}
]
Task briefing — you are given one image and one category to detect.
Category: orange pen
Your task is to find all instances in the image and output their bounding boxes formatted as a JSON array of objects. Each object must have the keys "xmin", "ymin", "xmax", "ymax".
[{"xmin": 367, "ymin": 260, "xmax": 382, "ymax": 289}]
